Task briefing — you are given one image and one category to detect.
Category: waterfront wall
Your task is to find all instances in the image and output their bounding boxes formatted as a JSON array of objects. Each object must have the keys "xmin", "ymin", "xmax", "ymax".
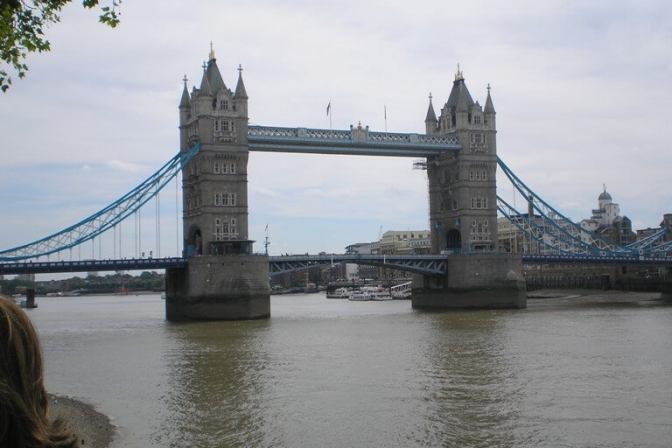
[
  {"xmin": 412, "ymin": 253, "xmax": 527, "ymax": 309},
  {"xmin": 165, "ymin": 255, "xmax": 270, "ymax": 321},
  {"xmin": 526, "ymin": 268, "xmax": 672, "ymax": 295}
]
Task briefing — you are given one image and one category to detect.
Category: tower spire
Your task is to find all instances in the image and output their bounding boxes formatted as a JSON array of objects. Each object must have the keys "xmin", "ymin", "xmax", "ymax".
[
  {"xmin": 199, "ymin": 61, "xmax": 212, "ymax": 93},
  {"xmin": 425, "ymin": 92, "xmax": 437, "ymax": 126},
  {"xmin": 179, "ymin": 74, "xmax": 191, "ymax": 109},
  {"xmin": 209, "ymin": 41, "xmax": 215, "ymax": 61},
  {"xmin": 484, "ymin": 83, "xmax": 496, "ymax": 114},
  {"xmin": 234, "ymin": 64, "xmax": 248, "ymax": 99},
  {"xmin": 454, "ymin": 64, "xmax": 464, "ymax": 81}
]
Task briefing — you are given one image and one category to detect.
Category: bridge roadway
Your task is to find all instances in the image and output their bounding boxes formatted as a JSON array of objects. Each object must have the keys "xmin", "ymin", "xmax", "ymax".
[
  {"xmin": 1, "ymin": 253, "xmax": 671, "ymax": 276},
  {"xmin": 0, "ymin": 255, "xmax": 448, "ymax": 276}
]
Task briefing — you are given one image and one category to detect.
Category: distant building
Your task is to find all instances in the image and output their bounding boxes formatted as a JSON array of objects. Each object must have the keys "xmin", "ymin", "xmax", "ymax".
[
  {"xmin": 378, "ymin": 230, "xmax": 430, "ymax": 255},
  {"xmin": 345, "ymin": 242, "xmax": 378, "ymax": 280},
  {"xmin": 636, "ymin": 213, "xmax": 672, "ymax": 247},
  {"xmin": 579, "ymin": 186, "xmax": 635, "ymax": 246},
  {"xmin": 378, "ymin": 230, "xmax": 430, "ymax": 278},
  {"xmin": 497, "ymin": 186, "xmax": 642, "ymax": 253}
]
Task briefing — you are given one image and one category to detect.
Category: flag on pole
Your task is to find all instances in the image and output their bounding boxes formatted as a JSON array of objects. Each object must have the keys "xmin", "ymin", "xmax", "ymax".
[
  {"xmin": 384, "ymin": 104, "xmax": 387, "ymax": 120},
  {"xmin": 326, "ymin": 101, "xmax": 331, "ymax": 116}
]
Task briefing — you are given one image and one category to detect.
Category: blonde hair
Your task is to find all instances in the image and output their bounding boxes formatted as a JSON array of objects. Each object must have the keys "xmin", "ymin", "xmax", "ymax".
[{"xmin": 0, "ymin": 295, "xmax": 79, "ymax": 447}]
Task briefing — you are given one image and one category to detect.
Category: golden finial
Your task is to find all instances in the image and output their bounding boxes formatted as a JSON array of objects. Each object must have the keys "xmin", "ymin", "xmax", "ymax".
[
  {"xmin": 209, "ymin": 41, "xmax": 215, "ymax": 61},
  {"xmin": 454, "ymin": 64, "xmax": 464, "ymax": 81}
]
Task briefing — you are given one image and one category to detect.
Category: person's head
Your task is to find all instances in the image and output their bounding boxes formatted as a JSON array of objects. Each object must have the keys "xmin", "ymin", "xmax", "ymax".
[{"xmin": 0, "ymin": 294, "xmax": 78, "ymax": 447}]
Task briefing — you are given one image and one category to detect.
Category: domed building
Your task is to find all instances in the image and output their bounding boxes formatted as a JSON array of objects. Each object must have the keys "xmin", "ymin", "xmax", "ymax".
[{"xmin": 580, "ymin": 186, "xmax": 635, "ymax": 245}]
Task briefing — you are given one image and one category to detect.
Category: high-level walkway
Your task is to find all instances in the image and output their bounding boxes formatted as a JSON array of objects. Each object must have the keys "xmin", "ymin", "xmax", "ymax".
[{"xmin": 247, "ymin": 125, "xmax": 461, "ymax": 157}]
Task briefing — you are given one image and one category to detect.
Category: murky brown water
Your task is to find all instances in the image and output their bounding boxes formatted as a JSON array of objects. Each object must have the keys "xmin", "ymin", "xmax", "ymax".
[{"xmin": 28, "ymin": 293, "xmax": 672, "ymax": 447}]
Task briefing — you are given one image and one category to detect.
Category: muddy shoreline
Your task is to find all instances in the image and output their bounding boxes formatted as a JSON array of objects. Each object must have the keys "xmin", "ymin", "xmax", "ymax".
[{"xmin": 48, "ymin": 394, "xmax": 115, "ymax": 448}]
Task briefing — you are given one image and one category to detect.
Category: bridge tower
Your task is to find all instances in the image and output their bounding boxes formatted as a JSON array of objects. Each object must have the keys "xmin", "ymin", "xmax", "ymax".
[
  {"xmin": 413, "ymin": 66, "xmax": 526, "ymax": 309},
  {"xmin": 165, "ymin": 48, "xmax": 270, "ymax": 321},
  {"xmin": 424, "ymin": 66, "xmax": 498, "ymax": 254}
]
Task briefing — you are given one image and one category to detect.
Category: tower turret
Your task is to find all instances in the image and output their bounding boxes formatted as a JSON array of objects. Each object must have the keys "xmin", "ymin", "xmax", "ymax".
[
  {"xmin": 179, "ymin": 75, "xmax": 191, "ymax": 148},
  {"xmin": 484, "ymin": 83, "xmax": 496, "ymax": 130},
  {"xmin": 233, "ymin": 64, "xmax": 248, "ymax": 117},
  {"xmin": 425, "ymin": 93, "xmax": 438, "ymax": 134}
]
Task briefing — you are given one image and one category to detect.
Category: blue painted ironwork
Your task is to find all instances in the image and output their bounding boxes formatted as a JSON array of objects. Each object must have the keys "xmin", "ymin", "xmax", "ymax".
[
  {"xmin": 268, "ymin": 253, "xmax": 448, "ymax": 276},
  {"xmin": 0, "ymin": 254, "xmax": 448, "ymax": 276},
  {"xmin": 0, "ymin": 143, "xmax": 202, "ymax": 262},
  {"xmin": 4, "ymin": 250, "xmax": 672, "ymax": 276},
  {"xmin": 497, "ymin": 157, "xmax": 672, "ymax": 257},
  {"xmin": 247, "ymin": 125, "xmax": 461, "ymax": 157},
  {"xmin": 522, "ymin": 254, "xmax": 672, "ymax": 265},
  {"xmin": 0, "ymin": 257, "xmax": 188, "ymax": 275},
  {"xmin": 626, "ymin": 227, "xmax": 670, "ymax": 250}
]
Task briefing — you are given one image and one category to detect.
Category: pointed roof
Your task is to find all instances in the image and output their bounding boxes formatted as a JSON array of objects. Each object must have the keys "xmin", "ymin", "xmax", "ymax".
[
  {"xmin": 484, "ymin": 83, "xmax": 496, "ymax": 114},
  {"xmin": 179, "ymin": 75, "xmax": 191, "ymax": 109},
  {"xmin": 234, "ymin": 64, "xmax": 248, "ymax": 99},
  {"xmin": 425, "ymin": 93, "xmax": 437, "ymax": 123},
  {"xmin": 206, "ymin": 57, "xmax": 227, "ymax": 94},
  {"xmin": 445, "ymin": 66, "xmax": 474, "ymax": 113},
  {"xmin": 199, "ymin": 61, "xmax": 212, "ymax": 94}
]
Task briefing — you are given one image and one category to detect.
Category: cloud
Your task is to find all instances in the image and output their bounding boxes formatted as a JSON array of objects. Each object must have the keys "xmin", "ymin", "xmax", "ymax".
[{"xmin": 107, "ymin": 160, "xmax": 150, "ymax": 173}]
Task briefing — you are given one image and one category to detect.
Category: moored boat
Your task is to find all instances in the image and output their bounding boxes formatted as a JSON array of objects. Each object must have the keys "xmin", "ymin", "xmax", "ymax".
[
  {"xmin": 349, "ymin": 286, "xmax": 391, "ymax": 301},
  {"xmin": 326, "ymin": 287, "xmax": 351, "ymax": 299}
]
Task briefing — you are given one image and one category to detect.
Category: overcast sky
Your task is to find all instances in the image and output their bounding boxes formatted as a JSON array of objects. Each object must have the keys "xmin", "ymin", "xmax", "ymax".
[{"xmin": 1, "ymin": 0, "xmax": 671, "ymax": 263}]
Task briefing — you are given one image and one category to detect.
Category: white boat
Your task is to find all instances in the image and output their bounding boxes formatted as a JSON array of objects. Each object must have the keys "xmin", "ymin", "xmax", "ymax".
[
  {"xmin": 326, "ymin": 287, "xmax": 351, "ymax": 299},
  {"xmin": 349, "ymin": 286, "xmax": 392, "ymax": 301}
]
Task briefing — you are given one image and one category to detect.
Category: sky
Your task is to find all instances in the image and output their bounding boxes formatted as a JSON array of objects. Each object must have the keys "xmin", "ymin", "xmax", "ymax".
[{"xmin": 1, "ymin": 0, "xmax": 671, "ymax": 266}]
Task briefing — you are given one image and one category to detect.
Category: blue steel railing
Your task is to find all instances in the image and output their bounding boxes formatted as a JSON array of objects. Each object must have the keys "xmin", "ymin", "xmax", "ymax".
[{"xmin": 247, "ymin": 125, "xmax": 461, "ymax": 157}]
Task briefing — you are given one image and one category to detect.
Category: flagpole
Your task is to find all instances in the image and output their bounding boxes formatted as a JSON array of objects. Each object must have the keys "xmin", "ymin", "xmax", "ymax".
[
  {"xmin": 384, "ymin": 104, "xmax": 387, "ymax": 133},
  {"xmin": 329, "ymin": 101, "xmax": 332, "ymax": 129}
]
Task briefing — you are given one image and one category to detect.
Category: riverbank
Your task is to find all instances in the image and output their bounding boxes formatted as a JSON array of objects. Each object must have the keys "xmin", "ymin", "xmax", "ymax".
[
  {"xmin": 527, "ymin": 288, "xmax": 668, "ymax": 305},
  {"xmin": 49, "ymin": 394, "xmax": 115, "ymax": 448}
]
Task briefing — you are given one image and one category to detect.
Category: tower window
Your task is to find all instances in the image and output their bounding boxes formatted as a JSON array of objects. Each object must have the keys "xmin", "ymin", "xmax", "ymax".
[
  {"xmin": 219, "ymin": 99, "xmax": 229, "ymax": 110},
  {"xmin": 214, "ymin": 119, "xmax": 232, "ymax": 132},
  {"xmin": 470, "ymin": 197, "xmax": 488, "ymax": 209}
]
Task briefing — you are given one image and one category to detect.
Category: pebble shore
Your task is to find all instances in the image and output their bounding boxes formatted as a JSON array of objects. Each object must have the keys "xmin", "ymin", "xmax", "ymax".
[{"xmin": 49, "ymin": 394, "xmax": 115, "ymax": 448}]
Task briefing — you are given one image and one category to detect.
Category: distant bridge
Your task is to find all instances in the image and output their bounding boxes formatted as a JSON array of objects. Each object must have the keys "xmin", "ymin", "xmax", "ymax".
[
  {"xmin": 3, "ymin": 253, "xmax": 672, "ymax": 277},
  {"xmin": 0, "ymin": 254, "xmax": 448, "ymax": 276}
]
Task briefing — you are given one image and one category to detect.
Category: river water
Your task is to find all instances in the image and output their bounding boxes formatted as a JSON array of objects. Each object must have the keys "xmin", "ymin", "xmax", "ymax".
[{"xmin": 27, "ymin": 293, "xmax": 672, "ymax": 448}]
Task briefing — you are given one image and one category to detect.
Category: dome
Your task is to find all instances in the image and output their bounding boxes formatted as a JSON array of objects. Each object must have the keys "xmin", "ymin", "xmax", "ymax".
[{"xmin": 599, "ymin": 188, "xmax": 612, "ymax": 201}]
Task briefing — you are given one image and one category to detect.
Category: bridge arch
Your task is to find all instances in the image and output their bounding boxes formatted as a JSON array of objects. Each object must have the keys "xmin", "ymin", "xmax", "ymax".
[
  {"xmin": 186, "ymin": 226, "xmax": 203, "ymax": 257},
  {"xmin": 445, "ymin": 229, "xmax": 461, "ymax": 251}
]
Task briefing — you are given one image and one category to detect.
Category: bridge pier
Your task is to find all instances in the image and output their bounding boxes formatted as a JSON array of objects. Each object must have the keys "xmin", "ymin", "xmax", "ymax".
[
  {"xmin": 411, "ymin": 253, "xmax": 526, "ymax": 309},
  {"xmin": 165, "ymin": 255, "xmax": 270, "ymax": 321}
]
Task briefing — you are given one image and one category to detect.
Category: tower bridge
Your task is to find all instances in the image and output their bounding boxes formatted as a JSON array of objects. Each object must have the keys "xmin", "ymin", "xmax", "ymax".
[{"xmin": 3, "ymin": 49, "xmax": 671, "ymax": 319}]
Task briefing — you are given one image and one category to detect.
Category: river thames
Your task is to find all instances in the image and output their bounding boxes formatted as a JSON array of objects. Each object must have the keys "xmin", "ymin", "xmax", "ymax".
[{"xmin": 27, "ymin": 292, "xmax": 672, "ymax": 447}]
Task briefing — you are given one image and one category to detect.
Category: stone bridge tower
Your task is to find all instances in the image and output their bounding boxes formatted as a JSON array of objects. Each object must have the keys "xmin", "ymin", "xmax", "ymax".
[
  {"xmin": 178, "ymin": 48, "xmax": 251, "ymax": 257},
  {"xmin": 413, "ymin": 67, "xmax": 526, "ymax": 310},
  {"xmin": 166, "ymin": 48, "xmax": 270, "ymax": 321},
  {"xmin": 424, "ymin": 66, "xmax": 497, "ymax": 254}
]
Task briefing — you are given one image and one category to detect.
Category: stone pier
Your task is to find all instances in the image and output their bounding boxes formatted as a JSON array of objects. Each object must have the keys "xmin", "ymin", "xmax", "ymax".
[
  {"xmin": 412, "ymin": 253, "xmax": 527, "ymax": 309},
  {"xmin": 165, "ymin": 255, "xmax": 270, "ymax": 321}
]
